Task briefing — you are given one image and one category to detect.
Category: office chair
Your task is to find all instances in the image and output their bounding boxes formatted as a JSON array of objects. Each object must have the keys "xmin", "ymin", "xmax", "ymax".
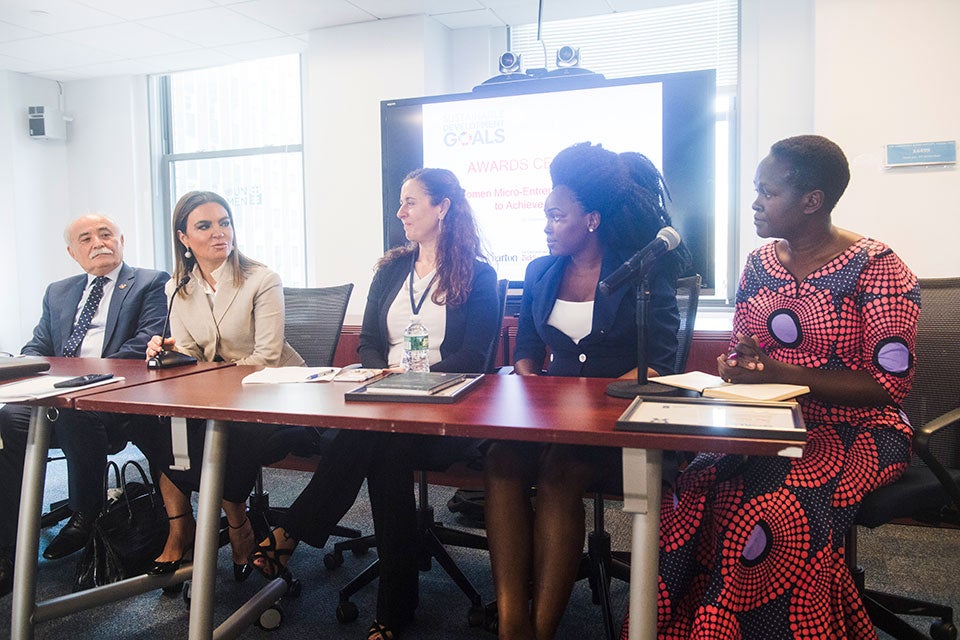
[
  {"xmin": 847, "ymin": 277, "xmax": 960, "ymax": 640},
  {"xmin": 329, "ymin": 278, "xmax": 509, "ymax": 627},
  {"xmin": 580, "ymin": 273, "xmax": 701, "ymax": 640},
  {"xmin": 246, "ymin": 284, "xmax": 359, "ymax": 541}
]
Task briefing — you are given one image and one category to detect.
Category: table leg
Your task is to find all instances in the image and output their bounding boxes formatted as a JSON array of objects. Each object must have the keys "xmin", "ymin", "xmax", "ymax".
[
  {"xmin": 11, "ymin": 406, "xmax": 53, "ymax": 640},
  {"xmin": 621, "ymin": 448, "xmax": 662, "ymax": 640},
  {"xmin": 188, "ymin": 418, "xmax": 229, "ymax": 640}
]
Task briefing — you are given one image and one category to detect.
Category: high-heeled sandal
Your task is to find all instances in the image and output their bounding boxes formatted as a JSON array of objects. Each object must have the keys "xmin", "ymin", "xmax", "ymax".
[
  {"xmin": 227, "ymin": 516, "xmax": 254, "ymax": 582},
  {"xmin": 367, "ymin": 620, "xmax": 399, "ymax": 640},
  {"xmin": 149, "ymin": 512, "xmax": 194, "ymax": 575},
  {"xmin": 249, "ymin": 528, "xmax": 296, "ymax": 581}
]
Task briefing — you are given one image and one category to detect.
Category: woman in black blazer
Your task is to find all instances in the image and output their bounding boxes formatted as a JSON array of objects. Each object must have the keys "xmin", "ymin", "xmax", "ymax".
[
  {"xmin": 483, "ymin": 143, "xmax": 688, "ymax": 640},
  {"xmin": 252, "ymin": 168, "xmax": 499, "ymax": 640}
]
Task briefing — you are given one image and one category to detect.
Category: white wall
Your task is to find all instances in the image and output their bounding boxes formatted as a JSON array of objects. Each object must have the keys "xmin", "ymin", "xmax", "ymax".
[
  {"xmin": 0, "ymin": 71, "xmax": 71, "ymax": 353},
  {"xmin": 302, "ymin": 16, "xmax": 500, "ymax": 319},
  {"xmin": 813, "ymin": 0, "xmax": 960, "ymax": 277},
  {"xmin": 737, "ymin": 0, "xmax": 815, "ymax": 262},
  {"xmin": 65, "ymin": 76, "xmax": 155, "ymax": 270}
]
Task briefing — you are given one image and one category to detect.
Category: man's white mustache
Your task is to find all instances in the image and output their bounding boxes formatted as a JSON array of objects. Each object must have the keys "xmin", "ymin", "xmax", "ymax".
[{"xmin": 88, "ymin": 247, "xmax": 114, "ymax": 259}]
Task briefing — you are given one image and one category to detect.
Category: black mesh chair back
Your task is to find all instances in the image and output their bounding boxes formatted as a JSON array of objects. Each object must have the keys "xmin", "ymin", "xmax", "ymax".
[
  {"xmin": 248, "ymin": 284, "xmax": 358, "ymax": 546},
  {"xmin": 672, "ymin": 274, "xmax": 701, "ymax": 374},
  {"xmin": 483, "ymin": 279, "xmax": 510, "ymax": 373},
  {"xmin": 282, "ymin": 284, "xmax": 354, "ymax": 367},
  {"xmin": 850, "ymin": 277, "xmax": 960, "ymax": 640},
  {"xmin": 902, "ymin": 278, "xmax": 960, "ymax": 473}
]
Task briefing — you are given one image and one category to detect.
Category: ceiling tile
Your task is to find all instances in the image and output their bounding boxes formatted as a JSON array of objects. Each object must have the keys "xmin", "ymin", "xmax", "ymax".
[
  {"xmin": 483, "ymin": 0, "xmax": 611, "ymax": 26},
  {"xmin": 228, "ymin": 0, "xmax": 374, "ymax": 35},
  {"xmin": 214, "ymin": 35, "xmax": 307, "ymax": 60},
  {"xmin": 0, "ymin": 34, "xmax": 119, "ymax": 69},
  {"xmin": 58, "ymin": 22, "xmax": 201, "ymax": 57},
  {"xmin": 131, "ymin": 47, "xmax": 236, "ymax": 75},
  {"xmin": 432, "ymin": 8, "xmax": 505, "ymax": 29},
  {"xmin": 0, "ymin": 51, "xmax": 41, "ymax": 72},
  {"xmin": 349, "ymin": 0, "xmax": 483, "ymax": 20},
  {"xmin": 0, "ymin": 0, "xmax": 122, "ymax": 34},
  {"xmin": 139, "ymin": 6, "xmax": 286, "ymax": 47},
  {"xmin": 32, "ymin": 67, "xmax": 88, "ymax": 80},
  {"xmin": 0, "ymin": 19, "xmax": 41, "ymax": 42},
  {"xmin": 59, "ymin": 57, "xmax": 155, "ymax": 78},
  {"xmin": 74, "ymin": 0, "xmax": 221, "ymax": 21}
]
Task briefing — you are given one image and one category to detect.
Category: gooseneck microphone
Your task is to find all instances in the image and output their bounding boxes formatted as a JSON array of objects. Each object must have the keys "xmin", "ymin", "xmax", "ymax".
[
  {"xmin": 147, "ymin": 276, "xmax": 198, "ymax": 369},
  {"xmin": 598, "ymin": 226, "xmax": 682, "ymax": 295}
]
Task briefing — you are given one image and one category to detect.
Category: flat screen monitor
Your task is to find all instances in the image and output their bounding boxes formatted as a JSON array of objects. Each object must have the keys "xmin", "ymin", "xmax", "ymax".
[{"xmin": 381, "ymin": 69, "xmax": 716, "ymax": 289}]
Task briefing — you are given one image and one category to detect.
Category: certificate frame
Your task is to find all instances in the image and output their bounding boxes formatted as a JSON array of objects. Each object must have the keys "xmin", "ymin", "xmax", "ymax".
[{"xmin": 615, "ymin": 395, "xmax": 806, "ymax": 441}]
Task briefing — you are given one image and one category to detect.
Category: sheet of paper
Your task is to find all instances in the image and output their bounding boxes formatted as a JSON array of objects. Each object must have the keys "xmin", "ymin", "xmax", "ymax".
[
  {"xmin": 0, "ymin": 375, "xmax": 124, "ymax": 402},
  {"xmin": 648, "ymin": 371, "xmax": 725, "ymax": 392},
  {"xmin": 241, "ymin": 367, "xmax": 340, "ymax": 384}
]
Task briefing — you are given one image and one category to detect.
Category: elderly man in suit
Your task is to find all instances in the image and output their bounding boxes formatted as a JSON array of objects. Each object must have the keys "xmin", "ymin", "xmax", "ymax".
[{"xmin": 0, "ymin": 213, "xmax": 168, "ymax": 597}]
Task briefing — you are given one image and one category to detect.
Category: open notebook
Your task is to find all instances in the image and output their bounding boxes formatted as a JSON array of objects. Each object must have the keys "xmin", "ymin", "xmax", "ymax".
[{"xmin": 649, "ymin": 371, "xmax": 810, "ymax": 402}]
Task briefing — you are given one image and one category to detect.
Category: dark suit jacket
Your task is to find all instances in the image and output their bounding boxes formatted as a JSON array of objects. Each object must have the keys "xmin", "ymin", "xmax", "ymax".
[
  {"xmin": 358, "ymin": 254, "xmax": 499, "ymax": 374},
  {"xmin": 22, "ymin": 262, "xmax": 169, "ymax": 359},
  {"xmin": 514, "ymin": 249, "xmax": 682, "ymax": 377}
]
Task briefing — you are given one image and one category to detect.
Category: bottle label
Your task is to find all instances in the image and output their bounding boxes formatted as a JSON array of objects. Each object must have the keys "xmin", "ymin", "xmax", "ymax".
[{"xmin": 406, "ymin": 335, "xmax": 429, "ymax": 351}]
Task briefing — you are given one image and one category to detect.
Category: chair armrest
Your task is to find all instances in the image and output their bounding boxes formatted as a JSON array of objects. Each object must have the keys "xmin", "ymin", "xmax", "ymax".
[{"xmin": 912, "ymin": 406, "xmax": 960, "ymax": 514}]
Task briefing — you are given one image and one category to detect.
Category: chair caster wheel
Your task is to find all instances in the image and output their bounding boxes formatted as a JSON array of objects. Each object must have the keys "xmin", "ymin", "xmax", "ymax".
[
  {"xmin": 336, "ymin": 600, "xmax": 359, "ymax": 623},
  {"xmin": 285, "ymin": 578, "xmax": 302, "ymax": 598},
  {"xmin": 932, "ymin": 621, "xmax": 958, "ymax": 640},
  {"xmin": 256, "ymin": 605, "xmax": 283, "ymax": 631},
  {"xmin": 182, "ymin": 580, "xmax": 192, "ymax": 605},
  {"xmin": 162, "ymin": 583, "xmax": 184, "ymax": 596},
  {"xmin": 468, "ymin": 604, "xmax": 486, "ymax": 627},
  {"xmin": 323, "ymin": 551, "xmax": 343, "ymax": 570}
]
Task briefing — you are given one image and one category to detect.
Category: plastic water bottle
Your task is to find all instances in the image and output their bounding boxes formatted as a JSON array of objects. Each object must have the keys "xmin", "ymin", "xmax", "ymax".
[{"xmin": 402, "ymin": 315, "xmax": 430, "ymax": 372}]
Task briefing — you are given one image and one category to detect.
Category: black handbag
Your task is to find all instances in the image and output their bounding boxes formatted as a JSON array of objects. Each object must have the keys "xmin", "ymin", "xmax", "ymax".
[{"xmin": 74, "ymin": 460, "xmax": 168, "ymax": 591}]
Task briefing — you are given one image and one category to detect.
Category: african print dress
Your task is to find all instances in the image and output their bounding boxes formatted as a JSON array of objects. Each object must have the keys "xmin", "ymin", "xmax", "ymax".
[{"xmin": 651, "ymin": 237, "xmax": 920, "ymax": 639}]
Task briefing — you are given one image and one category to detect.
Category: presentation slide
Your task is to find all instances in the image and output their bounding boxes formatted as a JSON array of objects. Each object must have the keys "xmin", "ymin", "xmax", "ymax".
[{"xmin": 421, "ymin": 83, "xmax": 663, "ymax": 282}]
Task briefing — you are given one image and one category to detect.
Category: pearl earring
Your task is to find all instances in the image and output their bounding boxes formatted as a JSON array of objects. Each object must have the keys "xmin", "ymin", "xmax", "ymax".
[
  {"xmin": 588, "ymin": 227, "xmax": 595, "ymax": 233},
  {"xmin": 184, "ymin": 249, "xmax": 192, "ymax": 259}
]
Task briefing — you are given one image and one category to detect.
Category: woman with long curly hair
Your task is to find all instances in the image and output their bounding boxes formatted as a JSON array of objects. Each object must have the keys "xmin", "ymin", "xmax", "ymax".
[{"xmin": 252, "ymin": 168, "xmax": 500, "ymax": 640}]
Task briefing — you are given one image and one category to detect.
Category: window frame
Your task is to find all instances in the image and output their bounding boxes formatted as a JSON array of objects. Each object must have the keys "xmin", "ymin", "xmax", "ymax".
[{"xmin": 148, "ymin": 58, "xmax": 307, "ymax": 282}]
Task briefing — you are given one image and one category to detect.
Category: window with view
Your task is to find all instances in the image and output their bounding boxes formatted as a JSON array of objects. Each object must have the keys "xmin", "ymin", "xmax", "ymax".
[
  {"xmin": 510, "ymin": 0, "xmax": 738, "ymax": 302},
  {"xmin": 151, "ymin": 54, "xmax": 306, "ymax": 287}
]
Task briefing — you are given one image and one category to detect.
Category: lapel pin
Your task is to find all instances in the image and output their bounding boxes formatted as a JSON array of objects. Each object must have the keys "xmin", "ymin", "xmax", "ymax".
[{"xmin": 118, "ymin": 283, "xmax": 127, "ymax": 289}]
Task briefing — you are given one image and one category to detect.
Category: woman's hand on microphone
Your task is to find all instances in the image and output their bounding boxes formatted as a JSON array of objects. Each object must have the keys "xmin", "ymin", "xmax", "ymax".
[{"xmin": 146, "ymin": 335, "xmax": 176, "ymax": 359}]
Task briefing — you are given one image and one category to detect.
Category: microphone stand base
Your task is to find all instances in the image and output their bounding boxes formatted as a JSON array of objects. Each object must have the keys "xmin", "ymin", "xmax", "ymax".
[
  {"xmin": 147, "ymin": 351, "xmax": 198, "ymax": 369},
  {"xmin": 605, "ymin": 380, "xmax": 678, "ymax": 398}
]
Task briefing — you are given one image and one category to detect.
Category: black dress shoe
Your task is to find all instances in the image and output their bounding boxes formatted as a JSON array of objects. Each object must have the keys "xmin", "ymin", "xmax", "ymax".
[
  {"xmin": 0, "ymin": 548, "xmax": 13, "ymax": 598},
  {"xmin": 43, "ymin": 510, "xmax": 94, "ymax": 560}
]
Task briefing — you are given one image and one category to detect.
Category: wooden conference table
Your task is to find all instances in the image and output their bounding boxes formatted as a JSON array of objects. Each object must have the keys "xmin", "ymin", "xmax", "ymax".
[
  {"xmin": 8, "ymin": 357, "xmax": 234, "ymax": 640},
  {"xmin": 67, "ymin": 364, "xmax": 805, "ymax": 640}
]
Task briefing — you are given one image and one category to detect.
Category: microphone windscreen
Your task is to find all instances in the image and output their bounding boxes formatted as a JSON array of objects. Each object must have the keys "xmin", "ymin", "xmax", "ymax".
[{"xmin": 657, "ymin": 226, "xmax": 682, "ymax": 251}]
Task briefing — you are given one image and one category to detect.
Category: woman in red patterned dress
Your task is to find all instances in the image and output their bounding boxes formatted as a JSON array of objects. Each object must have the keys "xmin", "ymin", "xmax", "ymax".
[{"xmin": 632, "ymin": 135, "xmax": 920, "ymax": 639}]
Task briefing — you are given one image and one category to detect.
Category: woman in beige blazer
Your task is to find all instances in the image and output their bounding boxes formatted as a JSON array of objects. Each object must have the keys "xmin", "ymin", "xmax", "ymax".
[{"xmin": 144, "ymin": 190, "xmax": 304, "ymax": 581}]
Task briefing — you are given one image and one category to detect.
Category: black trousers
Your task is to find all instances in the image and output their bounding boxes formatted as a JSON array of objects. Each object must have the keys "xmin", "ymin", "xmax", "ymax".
[
  {"xmin": 0, "ymin": 404, "xmax": 149, "ymax": 550},
  {"xmin": 135, "ymin": 417, "xmax": 308, "ymax": 505},
  {"xmin": 280, "ymin": 430, "xmax": 477, "ymax": 630}
]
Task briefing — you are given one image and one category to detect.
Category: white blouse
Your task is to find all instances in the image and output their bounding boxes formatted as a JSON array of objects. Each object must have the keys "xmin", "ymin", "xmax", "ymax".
[
  {"xmin": 385, "ymin": 268, "xmax": 447, "ymax": 368},
  {"xmin": 547, "ymin": 299, "xmax": 594, "ymax": 344}
]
